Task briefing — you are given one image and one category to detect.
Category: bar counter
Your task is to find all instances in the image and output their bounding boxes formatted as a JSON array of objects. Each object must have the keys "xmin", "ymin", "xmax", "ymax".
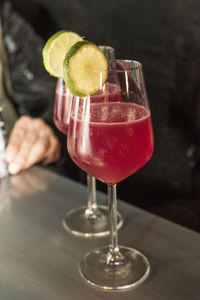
[{"xmin": 0, "ymin": 166, "xmax": 199, "ymax": 299}]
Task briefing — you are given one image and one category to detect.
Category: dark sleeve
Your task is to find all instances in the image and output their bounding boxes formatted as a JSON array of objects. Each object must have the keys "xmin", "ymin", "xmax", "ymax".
[{"xmin": 2, "ymin": 0, "xmax": 57, "ymax": 128}]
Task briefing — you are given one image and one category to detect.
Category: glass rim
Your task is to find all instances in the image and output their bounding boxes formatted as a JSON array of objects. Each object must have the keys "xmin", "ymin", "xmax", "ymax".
[
  {"xmin": 85, "ymin": 60, "xmax": 143, "ymax": 73},
  {"xmin": 74, "ymin": 59, "xmax": 143, "ymax": 74},
  {"xmin": 98, "ymin": 45, "xmax": 115, "ymax": 52},
  {"xmin": 108, "ymin": 59, "xmax": 142, "ymax": 71}
]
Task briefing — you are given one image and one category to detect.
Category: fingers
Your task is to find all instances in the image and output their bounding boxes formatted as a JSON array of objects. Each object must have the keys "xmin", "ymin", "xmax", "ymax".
[
  {"xmin": 10, "ymin": 129, "xmax": 38, "ymax": 172},
  {"xmin": 42, "ymin": 133, "xmax": 61, "ymax": 165},
  {"xmin": 6, "ymin": 116, "xmax": 31, "ymax": 163},
  {"xmin": 6, "ymin": 116, "xmax": 61, "ymax": 175},
  {"xmin": 25, "ymin": 122, "xmax": 61, "ymax": 167}
]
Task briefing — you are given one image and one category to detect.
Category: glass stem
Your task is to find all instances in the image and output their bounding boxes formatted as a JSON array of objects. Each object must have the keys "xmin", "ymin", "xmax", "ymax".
[
  {"xmin": 85, "ymin": 174, "xmax": 97, "ymax": 218},
  {"xmin": 107, "ymin": 184, "xmax": 124, "ymax": 265}
]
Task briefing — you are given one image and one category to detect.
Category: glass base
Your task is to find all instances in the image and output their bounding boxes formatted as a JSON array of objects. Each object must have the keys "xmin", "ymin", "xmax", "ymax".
[
  {"xmin": 80, "ymin": 246, "xmax": 150, "ymax": 290},
  {"xmin": 62, "ymin": 205, "xmax": 123, "ymax": 238}
]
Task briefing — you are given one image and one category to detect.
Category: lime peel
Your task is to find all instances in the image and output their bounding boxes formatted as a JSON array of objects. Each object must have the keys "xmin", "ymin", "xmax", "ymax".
[
  {"xmin": 42, "ymin": 30, "xmax": 83, "ymax": 78},
  {"xmin": 63, "ymin": 40, "xmax": 108, "ymax": 97}
]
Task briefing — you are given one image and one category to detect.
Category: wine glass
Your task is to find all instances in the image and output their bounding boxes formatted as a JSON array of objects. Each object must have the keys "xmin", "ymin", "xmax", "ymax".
[
  {"xmin": 67, "ymin": 60, "xmax": 154, "ymax": 289},
  {"xmin": 53, "ymin": 46, "xmax": 123, "ymax": 237}
]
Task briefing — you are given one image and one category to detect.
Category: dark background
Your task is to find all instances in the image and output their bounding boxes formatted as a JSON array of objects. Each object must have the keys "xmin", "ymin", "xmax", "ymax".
[{"xmin": 10, "ymin": 0, "xmax": 200, "ymax": 232}]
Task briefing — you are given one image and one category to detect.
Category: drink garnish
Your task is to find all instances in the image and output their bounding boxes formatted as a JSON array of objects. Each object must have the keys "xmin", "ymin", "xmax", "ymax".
[
  {"xmin": 42, "ymin": 30, "xmax": 83, "ymax": 78},
  {"xmin": 63, "ymin": 40, "xmax": 108, "ymax": 97}
]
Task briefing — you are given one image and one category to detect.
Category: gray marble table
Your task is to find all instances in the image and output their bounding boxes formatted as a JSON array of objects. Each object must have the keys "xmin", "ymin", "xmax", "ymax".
[{"xmin": 0, "ymin": 166, "xmax": 199, "ymax": 299}]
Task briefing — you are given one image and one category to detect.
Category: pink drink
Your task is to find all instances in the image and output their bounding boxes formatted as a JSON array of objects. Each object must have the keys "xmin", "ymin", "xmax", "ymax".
[
  {"xmin": 53, "ymin": 86, "xmax": 73, "ymax": 135},
  {"xmin": 54, "ymin": 83, "xmax": 122, "ymax": 135},
  {"xmin": 91, "ymin": 83, "xmax": 122, "ymax": 103},
  {"xmin": 68, "ymin": 102, "xmax": 154, "ymax": 185}
]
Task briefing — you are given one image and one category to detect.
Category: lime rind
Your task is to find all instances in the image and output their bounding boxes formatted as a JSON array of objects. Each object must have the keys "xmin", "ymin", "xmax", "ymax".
[
  {"xmin": 63, "ymin": 40, "xmax": 108, "ymax": 97},
  {"xmin": 42, "ymin": 30, "xmax": 83, "ymax": 78}
]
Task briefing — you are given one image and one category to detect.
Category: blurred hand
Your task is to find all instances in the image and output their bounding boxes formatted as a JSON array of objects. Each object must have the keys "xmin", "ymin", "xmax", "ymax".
[{"xmin": 5, "ymin": 116, "xmax": 61, "ymax": 175}]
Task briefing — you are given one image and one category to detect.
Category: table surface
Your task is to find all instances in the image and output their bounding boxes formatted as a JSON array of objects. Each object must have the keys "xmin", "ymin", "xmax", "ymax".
[{"xmin": 0, "ymin": 166, "xmax": 200, "ymax": 299}]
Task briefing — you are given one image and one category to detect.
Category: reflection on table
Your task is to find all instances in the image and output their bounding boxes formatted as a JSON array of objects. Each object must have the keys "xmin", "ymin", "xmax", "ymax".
[{"xmin": 0, "ymin": 166, "xmax": 199, "ymax": 299}]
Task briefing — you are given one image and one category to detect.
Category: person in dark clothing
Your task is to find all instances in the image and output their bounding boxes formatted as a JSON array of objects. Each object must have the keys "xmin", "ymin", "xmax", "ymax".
[{"xmin": 0, "ymin": 0, "xmax": 62, "ymax": 175}]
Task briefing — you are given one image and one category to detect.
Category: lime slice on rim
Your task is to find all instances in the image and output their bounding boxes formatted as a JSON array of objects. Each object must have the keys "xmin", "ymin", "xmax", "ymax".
[
  {"xmin": 63, "ymin": 40, "xmax": 108, "ymax": 97},
  {"xmin": 42, "ymin": 30, "xmax": 83, "ymax": 78}
]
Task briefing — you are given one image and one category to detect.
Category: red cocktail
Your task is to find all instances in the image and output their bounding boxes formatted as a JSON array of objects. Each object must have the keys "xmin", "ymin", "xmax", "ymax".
[
  {"xmin": 53, "ymin": 77, "xmax": 123, "ymax": 238},
  {"xmin": 67, "ymin": 60, "xmax": 154, "ymax": 290},
  {"xmin": 68, "ymin": 102, "xmax": 154, "ymax": 185},
  {"xmin": 53, "ymin": 84, "xmax": 72, "ymax": 135},
  {"xmin": 54, "ymin": 82, "xmax": 122, "ymax": 135}
]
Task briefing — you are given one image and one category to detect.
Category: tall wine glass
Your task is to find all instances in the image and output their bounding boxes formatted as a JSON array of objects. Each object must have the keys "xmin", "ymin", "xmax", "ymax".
[
  {"xmin": 54, "ymin": 46, "xmax": 123, "ymax": 237},
  {"xmin": 67, "ymin": 60, "xmax": 154, "ymax": 289}
]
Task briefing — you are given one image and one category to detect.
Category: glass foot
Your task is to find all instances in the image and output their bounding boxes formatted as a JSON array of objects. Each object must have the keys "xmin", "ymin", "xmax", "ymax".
[
  {"xmin": 80, "ymin": 246, "xmax": 150, "ymax": 290},
  {"xmin": 62, "ymin": 205, "xmax": 123, "ymax": 238}
]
